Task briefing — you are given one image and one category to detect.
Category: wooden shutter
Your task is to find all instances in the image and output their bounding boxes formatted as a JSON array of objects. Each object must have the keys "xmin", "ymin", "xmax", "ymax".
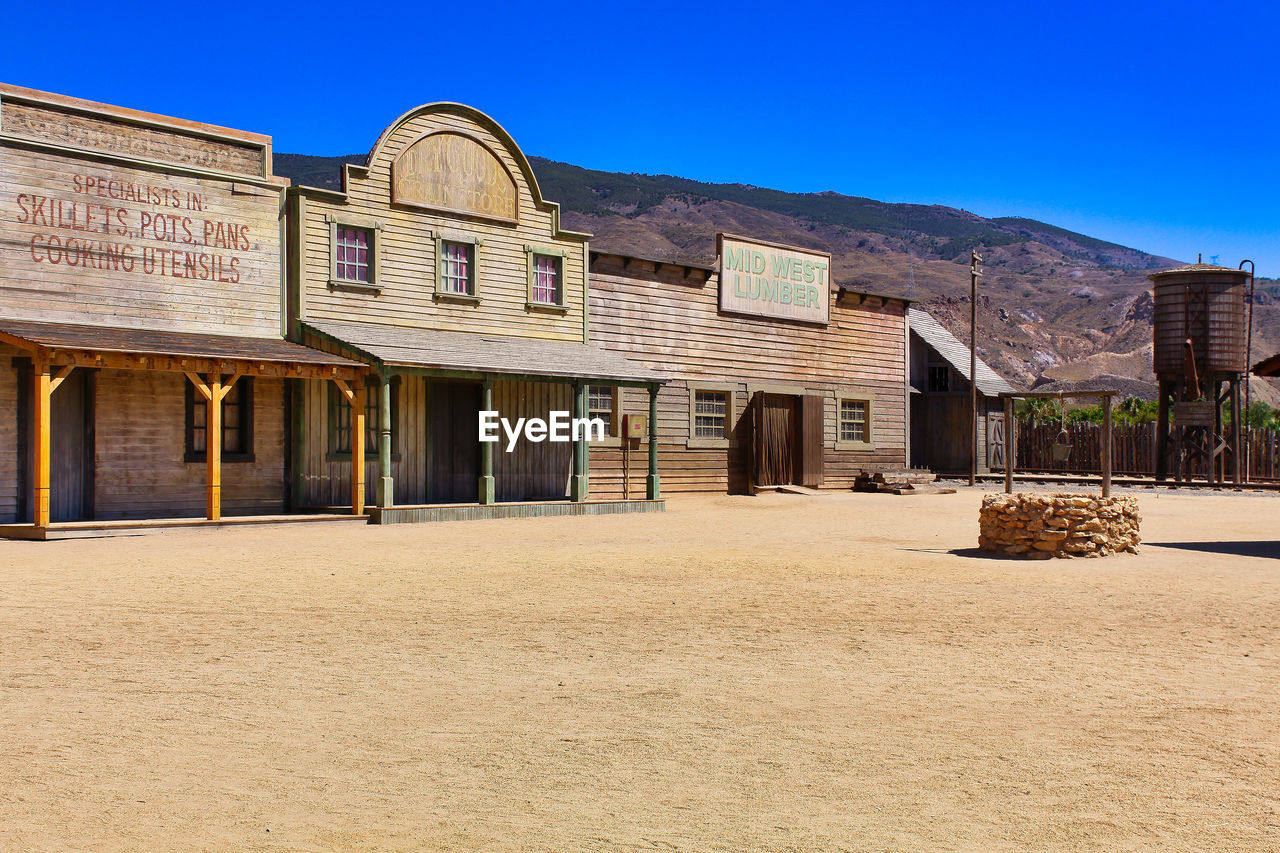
[{"xmin": 800, "ymin": 395, "xmax": 825, "ymax": 487}]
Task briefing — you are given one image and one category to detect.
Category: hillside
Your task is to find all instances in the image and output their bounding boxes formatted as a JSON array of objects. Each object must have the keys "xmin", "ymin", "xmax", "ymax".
[{"xmin": 273, "ymin": 153, "xmax": 1280, "ymax": 403}]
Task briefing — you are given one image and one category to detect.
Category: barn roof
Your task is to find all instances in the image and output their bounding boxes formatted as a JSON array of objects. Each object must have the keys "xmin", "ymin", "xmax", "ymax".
[{"xmin": 908, "ymin": 308, "xmax": 1016, "ymax": 397}]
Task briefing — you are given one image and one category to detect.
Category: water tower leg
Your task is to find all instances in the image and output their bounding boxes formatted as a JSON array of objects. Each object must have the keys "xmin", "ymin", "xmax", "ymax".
[
  {"xmin": 1155, "ymin": 380, "xmax": 1170, "ymax": 482},
  {"xmin": 1231, "ymin": 379, "xmax": 1242, "ymax": 487}
]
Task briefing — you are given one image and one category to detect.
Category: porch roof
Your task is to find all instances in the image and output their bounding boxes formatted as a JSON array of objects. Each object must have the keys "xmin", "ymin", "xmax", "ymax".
[
  {"xmin": 303, "ymin": 320, "xmax": 667, "ymax": 386},
  {"xmin": 0, "ymin": 317, "xmax": 366, "ymax": 378}
]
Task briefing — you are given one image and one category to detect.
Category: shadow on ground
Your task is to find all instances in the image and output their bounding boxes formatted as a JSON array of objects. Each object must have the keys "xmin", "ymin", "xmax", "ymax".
[{"xmin": 1146, "ymin": 541, "xmax": 1280, "ymax": 560}]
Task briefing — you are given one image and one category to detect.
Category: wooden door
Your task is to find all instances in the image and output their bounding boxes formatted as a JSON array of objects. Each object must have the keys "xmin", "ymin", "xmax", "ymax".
[
  {"xmin": 799, "ymin": 395, "xmax": 825, "ymax": 487},
  {"xmin": 50, "ymin": 370, "xmax": 93, "ymax": 522},
  {"xmin": 988, "ymin": 412, "xmax": 1006, "ymax": 472},
  {"xmin": 427, "ymin": 381, "xmax": 480, "ymax": 503},
  {"xmin": 754, "ymin": 392, "xmax": 798, "ymax": 486}
]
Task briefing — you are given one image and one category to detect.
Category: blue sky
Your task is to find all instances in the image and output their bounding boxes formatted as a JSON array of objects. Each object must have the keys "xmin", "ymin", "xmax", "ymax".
[{"xmin": 4, "ymin": 0, "xmax": 1276, "ymax": 275}]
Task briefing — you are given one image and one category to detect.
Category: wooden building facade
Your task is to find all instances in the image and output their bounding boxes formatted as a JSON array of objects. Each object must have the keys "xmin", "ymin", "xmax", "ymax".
[
  {"xmin": 286, "ymin": 103, "xmax": 664, "ymax": 519},
  {"xmin": 586, "ymin": 240, "xmax": 911, "ymax": 496},
  {"xmin": 907, "ymin": 307, "xmax": 1015, "ymax": 474},
  {"xmin": 0, "ymin": 84, "xmax": 366, "ymax": 535}
]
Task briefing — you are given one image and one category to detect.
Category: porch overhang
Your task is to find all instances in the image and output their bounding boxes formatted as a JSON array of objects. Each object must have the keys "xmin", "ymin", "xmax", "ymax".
[
  {"xmin": 300, "ymin": 320, "xmax": 666, "ymax": 387},
  {"xmin": 0, "ymin": 317, "xmax": 367, "ymax": 381}
]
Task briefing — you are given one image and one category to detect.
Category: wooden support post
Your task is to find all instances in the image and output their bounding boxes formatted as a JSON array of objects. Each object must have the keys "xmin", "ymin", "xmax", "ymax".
[
  {"xmin": 478, "ymin": 378, "xmax": 495, "ymax": 505},
  {"xmin": 351, "ymin": 381, "xmax": 366, "ymax": 515},
  {"xmin": 206, "ymin": 374, "xmax": 223, "ymax": 521},
  {"xmin": 646, "ymin": 384, "xmax": 660, "ymax": 500},
  {"xmin": 1231, "ymin": 379, "xmax": 1242, "ymax": 487},
  {"xmin": 1155, "ymin": 380, "xmax": 1170, "ymax": 482},
  {"xmin": 376, "ymin": 373, "xmax": 394, "ymax": 508},
  {"xmin": 1101, "ymin": 394, "xmax": 1112, "ymax": 498},
  {"xmin": 32, "ymin": 362, "xmax": 51, "ymax": 528},
  {"xmin": 570, "ymin": 381, "xmax": 588, "ymax": 502},
  {"xmin": 1004, "ymin": 395, "xmax": 1014, "ymax": 494}
]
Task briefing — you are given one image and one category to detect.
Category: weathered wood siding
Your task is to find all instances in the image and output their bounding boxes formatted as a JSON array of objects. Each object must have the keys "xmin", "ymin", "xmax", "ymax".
[
  {"xmin": 93, "ymin": 371, "xmax": 286, "ymax": 519},
  {"xmin": 0, "ymin": 87, "xmax": 285, "ymax": 337},
  {"xmin": 0, "ymin": 347, "xmax": 21, "ymax": 522},
  {"xmin": 296, "ymin": 106, "xmax": 587, "ymax": 343},
  {"xmin": 296, "ymin": 375, "xmax": 427, "ymax": 509},
  {"xmin": 296, "ymin": 376, "xmax": 573, "ymax": 507},
  {"xmin": 492, "ymin": 381, "xmax": 573, "ymax": 501},
  {"xmin": 587, "ymin": 257, "xmax": 907, "ymax": 496}
]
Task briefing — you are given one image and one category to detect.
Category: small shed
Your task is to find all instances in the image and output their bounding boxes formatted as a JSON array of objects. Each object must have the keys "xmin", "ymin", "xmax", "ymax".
[
  {"xmin": 908, "ymin": 308, "xmax": 1016, "ymax": 474},
  {"xmin": 1253, "ymin": 354, "xmax": 1280, "ymax": 377}
]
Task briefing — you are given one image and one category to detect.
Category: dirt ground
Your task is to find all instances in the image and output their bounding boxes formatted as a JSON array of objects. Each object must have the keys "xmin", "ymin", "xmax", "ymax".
[{"xmin": 1, "ymin": 486, "xmax": 1278, "ymax": 852}]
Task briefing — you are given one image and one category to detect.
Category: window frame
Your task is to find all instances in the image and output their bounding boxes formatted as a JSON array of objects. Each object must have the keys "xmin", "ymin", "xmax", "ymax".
[
  {"xmin": 327, "ymin": 213, "xmax": 384, "ymax": 294},
  {"xmin": 586, "ymin": 384, "xmax": 620, "ymax": 446},
  {"xmin": 835, "ymin": 391, "xmax": 876, "ymax": 451},
  {"xmin": 433, "ymin": 232, "xmax": 483, "ymax": 304},
  {"xmin": 326, "ymin": 376, "xmax": 401, "ymax": 462},
  {"xmin": 927, "ymin": 362, "xmax": 952, "ymax": 393},
  {"xmin": 524, "ymin": 244, "xmax": 570, "ymax": 313},
  {"xmin": 185, "ymin": 376, "xmax": 255, "ymax": 464},
  {"xmin": 687, "ymin": 382, "xmax": 736, "ymax": 449}
]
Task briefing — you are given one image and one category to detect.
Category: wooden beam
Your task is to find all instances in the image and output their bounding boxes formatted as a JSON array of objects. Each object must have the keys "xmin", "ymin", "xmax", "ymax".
[
  {"xmin": 185, "ymin": 372, "xmax": 213, "ymax": 401},
  {"xmin": 215, "ymin": 371, "xmax": 245, "ymax": 402},
  {"xmin": 32, "ymin": 363, "xmax": 51, "ymax": 528},
  {"xmin": 206, "ymin": 374, "xmax": 222, "ymax": 522},
  {"xmin": 48, "ymin": 365, "xmax": 74, "ymax": 393},
  {"xmin": 351, "ymin": 381, "xmax": 365, "ymax": 516},
  {"xmin": 332, "ymin": 377, "xmax": 355, "ymax": 402}
]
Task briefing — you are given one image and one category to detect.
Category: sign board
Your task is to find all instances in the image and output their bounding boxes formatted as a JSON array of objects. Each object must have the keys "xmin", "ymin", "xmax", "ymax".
[
  {"xmin": 0, "ymin": 97, "xmax": 283, "ymax": 336},
  {"xmin": 718, "ymin": 234, "xmax": 830, "ymax": 325},
  {"xmin": 392, "ymin": 132, "xmax": 518, "ymax": 223},
  {"xmin": 1171, "ymin": 401, "xmax": 1215, "ymax": 427}
]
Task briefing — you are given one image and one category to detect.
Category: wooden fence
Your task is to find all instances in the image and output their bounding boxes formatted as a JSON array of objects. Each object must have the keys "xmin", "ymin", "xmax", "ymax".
[{"xmin": 1013, "ymin": 421, "xmax": 1280, "ymax": 481}]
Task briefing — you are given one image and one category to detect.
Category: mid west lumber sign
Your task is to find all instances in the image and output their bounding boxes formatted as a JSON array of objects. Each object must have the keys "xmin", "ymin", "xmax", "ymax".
[{"xmin": 717, "ymin": 234, "xmax": 830, "ymax": 325}]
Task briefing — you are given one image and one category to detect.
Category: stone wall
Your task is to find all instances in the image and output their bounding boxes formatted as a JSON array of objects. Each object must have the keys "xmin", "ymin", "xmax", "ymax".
[{"xmin": 979, "ymin": 493, "xmax": 1141, "ymax": 558}]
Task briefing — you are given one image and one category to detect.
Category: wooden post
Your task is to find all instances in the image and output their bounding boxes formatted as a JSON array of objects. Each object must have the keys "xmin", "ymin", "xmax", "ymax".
[
  {"xmin": 376, "ymin": 373, "xmax": 394, "ymax": 508},
  {"xmin": 1102, "ymin": 394, "xmax": 1112, "ymax": 498},
  {"xmin": 570, "ymin": 381, "xmax": 587, "ymax": 502},
  {"xmin": 1155, "ymin": 380, "xmax": 1170, "ymax": 481},
  {"xmin": 646, "ymin": 384, "xmax": 660, "ymax": 500},
  {"xmin": 1231, "ymin": 379, "xmax": 1242, "ymax": 487},
  {"xmin": 32, "ymin": 361, "xmax": 51, "ymax": 528},
  {"xmin": 351, "ymin": 381, "xmax": 366, "ymax": 515},
  {"xmin": 1004, "ymin": 395, "xmax": 1014, "ymax": 494},
  {"xmin": 206, "ymin": 374, "xmax": 222, "ymax": 521},
  {"xmin": 969, "ymin": 250, "xmax": 981, "ymax": 488},
  {"xmin": 478, "ymin": 378, "xmax": 495, "ymax": 505}
]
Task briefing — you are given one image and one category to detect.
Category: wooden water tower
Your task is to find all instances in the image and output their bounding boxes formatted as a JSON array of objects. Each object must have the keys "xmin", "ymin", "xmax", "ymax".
[{"xmin": 1150, "ymin": 262, "xmax": 1249, "ymax": 483}]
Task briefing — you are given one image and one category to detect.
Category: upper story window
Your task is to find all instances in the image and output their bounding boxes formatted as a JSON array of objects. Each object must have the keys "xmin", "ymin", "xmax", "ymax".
[
  {"xmin": 327, "ymin": 215, "xmax": 382, "ymax": 293},
  {"xmin": 434, "ymin": 234, "xmax": 482, "ymax": 303},
  {"xmin": 440, "ymin": 240, "xmax": 475, "ymax": 295},
  {"xmin": 525, "ymin": 246, "xmax": 568, "ymax": 312},
  {"xmin": 335, "ymin": 227, "xmax": 371, "ymax": 282},
  {"xmin": 928, "ymin": 364, "xmax": 951, "ymax": 393},
  {"xmin": 531, "ymin": 254, "xmax": 562, "ymax": 305}
]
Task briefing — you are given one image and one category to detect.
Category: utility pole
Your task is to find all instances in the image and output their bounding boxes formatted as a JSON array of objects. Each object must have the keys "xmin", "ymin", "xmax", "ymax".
[{"xmin": 970, "ymin": 249, "xmax": 982, "ymax": 487}]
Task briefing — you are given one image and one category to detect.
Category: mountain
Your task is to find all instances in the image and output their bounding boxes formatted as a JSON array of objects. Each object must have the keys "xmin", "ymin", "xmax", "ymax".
[{"xmin": 273, "ymin": 153, "xmax": 1280, "ymax": 405}]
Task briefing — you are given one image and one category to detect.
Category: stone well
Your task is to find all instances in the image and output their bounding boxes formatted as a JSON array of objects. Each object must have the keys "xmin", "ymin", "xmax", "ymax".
[{"xmin": 979, "ymin": 493, "xmax": 1141, "ymax": 559}]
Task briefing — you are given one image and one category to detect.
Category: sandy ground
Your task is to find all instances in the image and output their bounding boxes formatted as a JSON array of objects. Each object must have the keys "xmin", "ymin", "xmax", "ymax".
[{"xmin": 0, "ymin": 486, "xmax": 1278, "ymax": 852}]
